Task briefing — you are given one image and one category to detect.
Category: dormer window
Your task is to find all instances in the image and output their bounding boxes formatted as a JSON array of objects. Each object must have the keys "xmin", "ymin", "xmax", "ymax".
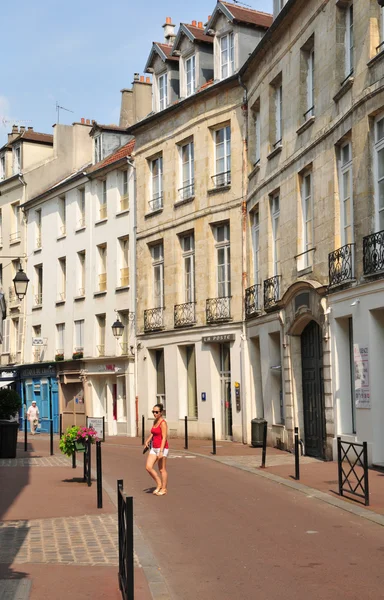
[
  {"xmin": 94, "ymin": 135, "xmax": 102, "ymax": 163},
  {"xmin": 158, "ymin": 73, "xmax": 168, "ymax": 111},
  {"xmin": 13, "ymin": 145, "xmax": 21, "ymax": 175},
  {"xmin": 220, "ymin": 32, "xmax": 235, "ymax": 79},
  {"xmin": 185, "ymin": 55, "xmax": 196, "ymax": 96},
  {"xmin": 0, "ymin": 154, "xmax": 5, "ymax": 180}
]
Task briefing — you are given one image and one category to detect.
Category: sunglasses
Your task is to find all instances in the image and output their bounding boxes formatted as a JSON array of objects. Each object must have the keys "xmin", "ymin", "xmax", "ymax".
[{"xmin": 152, "ymin": 410, "xmax": 160, "ymax": 414}]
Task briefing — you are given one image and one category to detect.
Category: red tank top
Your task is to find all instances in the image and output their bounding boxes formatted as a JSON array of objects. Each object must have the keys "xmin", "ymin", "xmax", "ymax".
[{"xmin": 151, "ymin": 420, "xmax": 169, "ymax": 449}]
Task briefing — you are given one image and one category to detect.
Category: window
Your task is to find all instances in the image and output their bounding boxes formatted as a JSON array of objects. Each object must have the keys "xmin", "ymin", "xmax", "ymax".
[
  {"xmin": 254, "ymin": 109, "xmax": 261, "ymax": 164},
  {"xmin": 0, "ymin": 154, "xmax": 5, "ymax": 180},
  {"xmin": 13, "ymin": 145, "xmax": 21, "ymax": 175},
  {"xmin": 77, "ymin": 250, "xmax": 86, "ymax": 296},
  {"xmin": 74, "ymin": 319, "xmax": 84, "ymax": 351},
  {"xmin": 152, "ymin": 243, "xmax": 164, "ymax": 308},
  {"xmin": 96, "ymin": 314, "xmax": 106, "ymax": 356},
  {"xmin": 338, "ymin": 141, "xmax": 353, "ymax": 244},
  {"xmin": 186, "ymin": 345, "xmax": 197, "ymax": 418},
  {"xmin": 182, "ymin": 234, "xmax": 195, "ymax": 303},
  {"xmin": 58, "ymin": 257, "xmax": 66, "ymax": 301},
  {"xmin": 118, "ymin": 311, "xmax": 129, "ymax": 355},
  {"xmin": 252, "ymin": 210, "xmax": 260, "ymax": 284},
  {"xmin": 58, "ymin": 196, "xmax": 66, "ymax": 236},
  {"xmin": 374, "ymin": 116, "xmax": 384, "ymax": 231},
  {"xmin": 120, "ymin": 171, "xmax": 129, "ymax": 211},
  {"xmin": 214, "ymin": 126, "xmax": 231, "ymax": 187},
  {"xmin": 11, "ymin": 318, "xmax": 19, "ymax": 355},
  {"xmin": 158, "ymin": 73, "xmax": 168, "ymax": 111},
  {"xmin": 185, "ymin": 55, "xmax": 196, "ymax": 96},
  {"xmin": 301, "ymin": 172, "xmax": 313, "ymax": 268},
  {"xmin": 94, "ymin": 135, "xmax": 102, "ymax": 163},
  {"xmin": 303, "ymin": 46, "xmax": 315, "ymax": 120},
  {"xmin": 34, "ymin": 264, "xmax": 43, "ymax": 306},
  {"xmin": 274, "ymin": 84, "xmax": 283, "ymax": 146},
  {"xmin": 179, "ymin": 142, "xmax": 194, "ymax": 200},
  {"xmin": 220, "ymin": 32, "xmax": 235, "ymax": 79},
  {"xmin": 150, "ymin": 157, "xmax": 163, "ymax": 211},
  {"xmin": 380, "ymin": 7, "xmax": 384, "ymax": 51},
  {"xmin": 118, "ymin": 237, "xmax": 129, "ymax": 287},
  {"xmin": 99, "ymin": 180, "xmax": 107, "ymax": 220},
  {"xmin": 215, "ymin": 224, "xmax": 231, "ymax": 298},
  {"xmin": 271, "ymin": 194, "xmax": 280, "ymax": 276},
  {"xmin": 97, "ymin": 244, "xmax": 107, "ymax": 292},
  {"xmin": 78, "ymin": 188, "xmax": 86, "ymax": 228},
  {"xmin": 35, "ymin": 209, "xmax": 42, "ymax": 248},
  {"xmin": 345, "ymin": 4, "xmax": 354, "ymax": 77},
  {"xmin": 56, "ymin": 323, "xmax": 65, "ymax": 354},
  {"xmin": 10, "ymin": 203, "xmax": 20, "ymax": 242},
  {"xmin": 32, "ymin": 324, "xmax": 41, "ymax": 339},
  {"xmin": 155, "ymin": 349, "xmax": 166, "ymax": 410}
]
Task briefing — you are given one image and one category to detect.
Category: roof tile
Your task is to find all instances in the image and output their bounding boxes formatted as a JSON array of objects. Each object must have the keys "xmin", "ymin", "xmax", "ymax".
[{"xmin": 221, "ymin": 2, "xmax": 273, "ymax": 28}]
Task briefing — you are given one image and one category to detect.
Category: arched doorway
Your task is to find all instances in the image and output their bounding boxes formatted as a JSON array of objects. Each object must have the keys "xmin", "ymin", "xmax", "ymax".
[{"xmin": 301, "ymin": 320, "xmax": 325, "ymax": 458}]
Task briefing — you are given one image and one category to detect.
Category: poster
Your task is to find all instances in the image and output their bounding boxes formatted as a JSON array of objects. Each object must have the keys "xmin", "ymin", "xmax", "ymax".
[
  {"xmin": 354, "ymin": 344, "xmax": 370, "ymax": 409},
  {"xmin": 86, "ymin": 416, "xmax": 105, "ymax": 441}
]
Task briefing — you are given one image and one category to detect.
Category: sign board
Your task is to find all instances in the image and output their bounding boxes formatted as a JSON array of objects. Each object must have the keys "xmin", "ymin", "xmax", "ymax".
[
  {"xmin": 202, "ymin": 334, "xmax": 235, "ymax": 343},
  {"xmin": 32, "ymin": 337, "xmax": 45, "ymax": 346},
  {"xmin": 354, "ymin": 344, "xmax": 370, "ymax": 409},
  {"xmin": 86, "ymin": 416, "xmax": 105, "ymax": 441}
]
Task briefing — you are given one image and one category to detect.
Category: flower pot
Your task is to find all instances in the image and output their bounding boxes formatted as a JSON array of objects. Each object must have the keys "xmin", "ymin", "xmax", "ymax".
[
  {"xmin": 74, "ymin": 440, "xmax": 86, "ymax": 452},
  {"xmin": 55, "ymin": 355, "xmax": 64, "ymax": 361},
  {"xmin": 0, "ymin": 420, "xmax": 20, "ymax": 458}
]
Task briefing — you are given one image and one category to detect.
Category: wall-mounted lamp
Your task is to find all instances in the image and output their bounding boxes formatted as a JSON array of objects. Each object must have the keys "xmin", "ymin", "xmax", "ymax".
[
  {"xmin": 111, "ymin": 316, "xmax": 124, "ymax": 338},
  {"xmin": 13, "ymin": 264, "xmax": 30, "ymax": 300},
  {"xmin": 350, "ymin": 298, "xmax": 360, "ymax": 307}
]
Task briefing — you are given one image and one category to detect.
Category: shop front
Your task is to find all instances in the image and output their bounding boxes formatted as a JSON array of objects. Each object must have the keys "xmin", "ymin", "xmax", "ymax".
[
  {"xmin": 56, "ymin": 361, "xmax": 86, "ymax": 431},
  {"xmin": 18, "ymin": 363, "xmax": 59, "ymax": 433}
]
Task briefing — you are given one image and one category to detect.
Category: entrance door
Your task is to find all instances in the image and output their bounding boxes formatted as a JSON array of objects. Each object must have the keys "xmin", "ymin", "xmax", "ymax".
[
  {"xmin": 220, "ymin": 344, "xmax": 232, "ymax": 439},
  {"xmin": 301, "ymin": 320, "xmax": 325, "ymax": 458}
]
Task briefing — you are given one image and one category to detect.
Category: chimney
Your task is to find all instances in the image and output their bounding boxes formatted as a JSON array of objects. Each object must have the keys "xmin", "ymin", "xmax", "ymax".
[
  {"xmin": 20, "ymin": 126, "xmax": 26, "ymax": 133},
  {"xmin": 140, "ymin": 76, "xmax": 144, "ymax": 82},
  {"xmin": 162, "ymin": 16, "xmax": 176, "ymax": 45},
  {"xmin": 12, "ymin": 125, "xmax": 18, "ymax": 134},
  {"xmin": 86, "ymin": 119, "xmax": 90, "ymax": 125},
  {"xmin": 198, "ymin": 21, "xmax": 203, "ymax": 29},
  {"xmin": 81, "ymin": 118, "xmax": 85, "ymax": 124},
  {"xmin": 192, "ymin": 20, "xmax": 197, "ymax": 26},
  {"xmin": 119, "ymin": 73, "xmax": 152, "ymax": 127},
  {"xmin": 146, "ymin": 77, "xmax": 151, "ymax": 84},
  {"xmin": 28, "ymin": 126, "xmax": 33, "ymax": 130},
  {"xmin": 134, "ymin": 73, "xmax": 140, "ymax": 81}
]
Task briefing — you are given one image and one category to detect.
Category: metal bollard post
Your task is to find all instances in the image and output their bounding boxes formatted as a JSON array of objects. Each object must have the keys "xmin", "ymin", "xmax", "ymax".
[
  {"xmin": 50, "ymin": 419, "xmax": 54, "ymax": 456},
  {"xmin": 24, "ymin": 415, "xmax": 27, "ymax": 452},
  {"xmin": 363, "ymin": 441, "xmax": 369, "ymax": 506},
  {"xmin": 87, "ymin": 438, "xmax": 92, "ymax": 487},
  {"xmin": 142, "ymin": 415, "xmax": 145, "ymax": 445},
  {"xmin": 294, "ymin": 426, "xmax": 300, "ymax": 480},
  {"xmin": 72, "ymin": 451, "xmax": 76, "ymax": 469},
  {"xmin": 59, "ymin": 414, "xmax": 63, "ymax": 438},
  {"xmin": 96, "ymin": 441, "xmax": 103, "ymax": 509},
  {"xmin": 184, "ymin": 416, "xmax": 188, "ymax": 450},
  {"xmin": 337, "ymin": 437, "xmax": 343, "ymax": 497},
  {"xmin": 260, "ymin": 421, "xmax": 267, "ymax": 468},
  {"xmin": 125, "ymin": 495, "xmax": 134, "ymax": 600},
  {"xmin": 211, "ymin": 418, "xmax": 216, "ymax": 455}
]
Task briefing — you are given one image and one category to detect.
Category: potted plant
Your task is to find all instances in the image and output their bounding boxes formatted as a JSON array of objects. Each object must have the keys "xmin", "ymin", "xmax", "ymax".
[
  {"xmin": 0, "ymin": 388, "xmax": 22, "ymax": 458},
  {"xmin": 59, "ymin": 425, "xmax": 98, "ymax": 457},
  {"xmin": 72, "ymin": 351, "xmax": 83, "ymax": 360},
  {"xmin": 55, "ymin": 353, "xmax": 64, "ymax": 361}
]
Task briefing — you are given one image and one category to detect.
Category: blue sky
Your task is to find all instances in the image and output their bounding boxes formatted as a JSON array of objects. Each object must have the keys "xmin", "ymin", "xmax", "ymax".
[{"xmin": 0, "ymin": 0, "xmax": 272, "ymax": 146}]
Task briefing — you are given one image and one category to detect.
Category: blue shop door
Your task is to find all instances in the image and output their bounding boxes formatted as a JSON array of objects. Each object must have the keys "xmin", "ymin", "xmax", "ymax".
[
  {"xmin": 40, "ymin": 380, "xmax": 50, "ymax": 433},
  {"xmin": 51, "ymin": 379, "xmax": 59, "ymax": 433},
  {"xmin": 24, "ymin": 382, "xmax": 34, "ymax": 432}
]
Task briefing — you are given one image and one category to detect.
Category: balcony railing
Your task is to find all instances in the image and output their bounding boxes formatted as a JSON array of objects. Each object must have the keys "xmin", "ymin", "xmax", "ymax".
[
  {"xmin": 329, "ymin": 243, "xmax": 354, "ymax": 287},
  {"xmin": 98, "ymin": 273, "xmax": 107, "ymax": 292},
  {"xmin": 174, "ymin": 302, "xmax": 196, "ymax": 328},
  {"xmin": 120, "ymin": 194, "xmax": 129, "ymax": 211},
  {"xmin": 57, "ymin": 292, "xmax": 66, "ymax": 302},
  {"xmin": 34, "ymin": 293, "xmax": 43, "ymax": 307},
  {"xmin": 78, "ymin": 287, "xmax": 85, "ymax": 297},
  {"xmin": 178, "ymin": 182, "xmax": 194, "ymax": 202},
  {"xmin": 99, "ymin": 204, "xmax": 107, "ymax": 220},
  {"xmin": 264, "ymin": 276, "xmax": 280, "ymax": 310},
  {"xmin": 304, "ymin": 105, "xmax": 314, "ymax": 120},
  {"xmin": 9, "ymin": 231, "xmax": 21, "ymax": 243},
  {"xmin": 120, "ymin": 268, "xmax": 129, "ymax": 287},
  {"xmin": 363, "ymin": 230, "xmax": 384, "ymax": 276},
  {"xmin": 77, "ymin": 217, "xmax": 85, "ymax": 229},
  {"xmin": 245, "ymin": 284, "xmax": 261, "ymax": 318},
  {"xmin": 97, "ymin": 345, "xmax": 105, "ymax": 356},
  {"xmin": 206, "ymin": 297, "xmax": 231, "ymax": 323},
  {"xmin": 144, "ymin": 307, "xmax": 164, "ymax": 332},
  {"xmin": 148, "ymin": 193, "xmax": 163, "ymax": 212},
  {"xmin": 211, "ymin": 171, "xmax": 231, "ymax": 188}
]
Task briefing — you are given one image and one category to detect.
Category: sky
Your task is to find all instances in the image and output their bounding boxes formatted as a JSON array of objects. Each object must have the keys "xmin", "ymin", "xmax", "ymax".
[{"xmin": 0, "ymin": 0, "xmax": 272, "ymax": 146}]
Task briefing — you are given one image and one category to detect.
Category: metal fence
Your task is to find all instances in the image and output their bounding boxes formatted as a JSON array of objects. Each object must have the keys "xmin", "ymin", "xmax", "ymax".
[
  {"xmin": 118, "ymin": 479, "xmax": 134, "ymax": 600},
  {"xmin": 337, "ymin": 437, "xmax": 369, "ymax": 506}
]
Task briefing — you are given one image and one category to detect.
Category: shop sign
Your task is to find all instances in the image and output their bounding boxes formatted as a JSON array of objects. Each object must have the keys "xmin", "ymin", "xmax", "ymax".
[
  {"xmin": 1, "ymin": 371, "xmax": 16, "ymax": 379},
  {"xmin": 20, "ymin": 366, "xmax": 55, "ymax": 379},
  {"xmin": 86, "ymin": 416, "xmax": 105, "ymax": 441},
  {"xmin": 354, "ymin": 344, "xmax": 370, "ymax": 409},
  {"xmin": 202, "ymin": 334, "xmax": 235, "ymax": 343},
  {"xmin": 32, "ymin": 337, "xmax": 45, "ymax": 346}
]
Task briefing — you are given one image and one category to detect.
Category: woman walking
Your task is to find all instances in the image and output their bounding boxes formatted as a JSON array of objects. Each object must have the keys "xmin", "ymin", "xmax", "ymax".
[{"xmin": 145, "ymin": 404, "xmax": 168, "ymax": 496}]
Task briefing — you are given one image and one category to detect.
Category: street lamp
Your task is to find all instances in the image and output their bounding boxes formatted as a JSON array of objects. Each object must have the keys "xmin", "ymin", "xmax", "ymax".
[
  {"xmin": 13, "ymin": 265, "xmax": 29, "ymax": 300},
  {"xmin": 111, "ymin": 316, "xmax": 124, "ymax": 338}
]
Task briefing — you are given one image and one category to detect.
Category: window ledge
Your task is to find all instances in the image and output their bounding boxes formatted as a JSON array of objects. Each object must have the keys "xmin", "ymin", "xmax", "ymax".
[
  {"xmin": 272, "ymin": 423, "xmax": 285, "ymax": 428},
  {"xmin": 207, "ymin": 185, "xmax": 231, "ymax": 195},
  {"xmin": 145, "ymin": 208, "xmax": 163, "ymax": 219},
  {"xmin": 115, "ymin": 285, "xmax": 130, "ymax": 292},
  {"xmin": 95, "ymin": 218, "xmax": 108, "ymax": 226},
  {"xmin": 333, "ymin": 76, "xmax": 354, "ymax": 103},
  {"xmin": 10, "ymin": 239, "xmax": 21, "ymax": 246},
  {"xmin": 248, "ymin": 162, "xmax": 260, "ymax": 180},
  {"xmin": 34, "ymin": 247, "xmax": 42, "ymax": 254},
  {"xmin": 74, "ymin": 295, "xmax": 85, "ymax": 302},
  {"xmin": 367, "ymin": 50, "xmax": 384, "ymax": 69},
  {"xmin": 267, "ymin": 144, "xmax": 282, "ymax": 160},
  {"xmin": 94, "ymin": 290, "xmax": 107, "ymax": 297},
  {"xmin": 297, "ymin": 266, "xmax": 313, "ymax": 277},
  {"xmin": 116, "ymin": 209, "xmax": 130, "ymax": 217},
  {"xmin": 75, "ymin": 226, "xmax": 86, "ymax": 233},
  {"xmin": 55, "ymin": 300, "xmax": 66, "ymax": 306},
  {"xmin": 32, "ymin": 305, "xmax": 42, "ymax": 311},
  {"xmin": 174, "ymin": 196, "xmax": 195, "ymax": 208},
  {"xmin": 296, "ymin": 116, "xmax": 315, "ymax": 136},
  {"xmin": 57, "ymin": 234, "xmax": 66, "ymax": 241}
]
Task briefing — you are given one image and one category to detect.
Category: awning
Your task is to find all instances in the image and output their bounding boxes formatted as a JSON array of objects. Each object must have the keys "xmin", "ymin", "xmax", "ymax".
[{"xmin": 0, "ymin": 380, "xmax": 14, "ymax": 389}]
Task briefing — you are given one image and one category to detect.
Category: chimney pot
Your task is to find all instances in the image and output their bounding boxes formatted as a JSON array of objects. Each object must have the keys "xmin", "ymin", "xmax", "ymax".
[
  {"xmin": 28, "ymin": 126, "xmax": 33, "ymax": 130},
  {"xmin": 134, "ymin": 73, "xmax": 140, "ymax": 81},
  {"xmin": 146, "ymin": 77, "xmax": 151, "ymax": 83},
  {"xmin": 20, "ymin": 126, "xmax": 26, "ymax": 133},
  {"xmin": 166, "ymin": 16, "xmax": 172, "ymax": 24},
  {"xmin": 198, "ymin": 21, "xmax": 203, "ymax": 28},
  {"xmin": 192, "ymin": 20, "xmax": 197, "ymax": 26},
  {"xmin": 86, "ymin": 119, "xmax": 90, "ymax": 124},
  {"xmin": 81, "ymin": 118, "xmax": 85, "ymax": 124},
  {"xmin": 12, "ymin": 125, "xmax": 18, "ymax": 134},
  {"xmin": 208, "ymin": 15, "xmax": 211, "ymax": 21},
  {"xmin": 140, "ymin": 75, "xmax": 144, "ymax": 82}
]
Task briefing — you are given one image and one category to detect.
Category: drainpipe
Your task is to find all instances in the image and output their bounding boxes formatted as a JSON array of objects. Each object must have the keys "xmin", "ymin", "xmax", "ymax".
[
  {"xmin": 127, "ymin": 158, "xmax": 138, "ymax": 437},
  {"xmin": 238, "ymin": 74, "xmax": 249, "ymax": 445},
  {"xmin": 19, "ymin": 176, "xmax": 27, "ymax": 369}
]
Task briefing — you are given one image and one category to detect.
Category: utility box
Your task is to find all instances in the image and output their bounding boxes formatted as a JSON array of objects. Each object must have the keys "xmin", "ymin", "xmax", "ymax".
[{"xmin": 251, "ymin": 418, "xmax": 267, "ymax": 448}]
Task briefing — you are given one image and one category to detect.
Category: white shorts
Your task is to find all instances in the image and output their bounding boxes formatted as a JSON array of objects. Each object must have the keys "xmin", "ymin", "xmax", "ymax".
[{"xmin": 150, "ymin": 447, "xmax": 169, "ymax": 458}]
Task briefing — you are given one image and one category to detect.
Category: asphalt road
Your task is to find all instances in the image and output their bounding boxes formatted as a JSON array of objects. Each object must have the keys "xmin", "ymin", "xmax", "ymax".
[{"xmin": 100, "ymin": 443, "xmax": 384, "ymax": 600}]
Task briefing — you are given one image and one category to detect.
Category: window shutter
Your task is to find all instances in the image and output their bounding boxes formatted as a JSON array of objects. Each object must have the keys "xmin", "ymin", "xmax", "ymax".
[
  {"xmin": 18, "ymin": 317, "xmax": 24, "ymax": 353},
  {"xmin": 3, "ymin": 319, "xmax": 10, "ymax": 353}
]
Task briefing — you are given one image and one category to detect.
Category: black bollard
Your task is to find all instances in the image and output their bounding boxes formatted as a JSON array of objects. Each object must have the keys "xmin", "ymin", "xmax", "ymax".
[
  {"xmin": 294, "ymin": 426, "xmax": 300, "ymax": 480},
  {"xmin": 72, "ymin": 451, "xmax": 76, "ymax": 469},
  {"xmin": 59, "ymin": 414, "xmax": 63, "ymax": 438},
  {"xmin": 87, "ymin": 437, "xmax": 92, "ymax": 487},
  {"xmin": 211, "ymin": 418, "xmax": 216, "ymax": 455},
  {"xmin": 50, "ymin": 419, "xmax": 54, "ymax": 456},
  {"xmin": 96, "ymin": 441, "xmax": 103, "ymax": 509},
  {"xmin": 141, "ymin": 415, "xmax": 145, "ymax": 445},
  {"xmin": 260, "ymin": 421, "xmax": 267, "ymax": 468},
  {"xmin": 24, "ymin": 415, "xmax": 27, "ymax": 452},
  {"xmin": 184, "ymin": 416, "xmax": 188, "ymax": 450}
]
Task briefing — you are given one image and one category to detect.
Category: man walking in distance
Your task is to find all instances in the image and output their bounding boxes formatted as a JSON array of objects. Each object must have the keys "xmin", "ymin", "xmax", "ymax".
[{"xmin": 27, "ymin": 400, "xmax": 39, "ymax": 435}]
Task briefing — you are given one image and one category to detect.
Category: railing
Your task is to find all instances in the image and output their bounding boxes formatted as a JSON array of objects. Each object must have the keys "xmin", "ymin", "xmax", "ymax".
[
  {"xmin": 377, "ymin": 40, "xmax": 384, "ymax": 55},
  {"xmin": 211, "ymin": 171, "xmax": 231, "ymax": 188},
  {"xmin": 340, "ymin": 70, "xmax": 354, "ymax": 87},
  {"xmin": 117, "ymin": 480, "xmax": 134, "ymax": 600},
  {"xmin": 98, "ymin": 273, "xmax": 107, "ymax": 292},
  {"xmin": 57, "ymin": 292, "xmax": 66, "ymax": 302},
  {"xmin": 363, "ymin": 229, "xmax": 384, "ymax": 275},
  {"xmin": 245, "ymin": 284, "xmax": 261, "ymax": 318},
  {"xmin": 303, "ymin": 105, "xmax": 314, "ymax": 120},
  {"xmin": 78, "ymin": 287, "xmax": 85, "ymax": 297},
  {"xmin": 120, "ymin": 194, "xmax": 129, "ymax": 211},
  {"xmin": 120, "ymin": 343, "xmax": 129, "ymax": 355},
  {"xmin": 148, "ymin": 193, "xmax": 163, "ymax": 212},
  {"xmin": 337, "ymin": 438, "xmax": 369, "ymax": 506},
  {"xmin": 36, "ymin": 237, "xmax": 42, "ymax": 249},
  {"xmin": 272, "ymin": 138, "xmax": 282, "ymax": 149},
  {"xmin": 263, "ymin": 275, "xmax": 280, "ymax": 309},
  {"xmin": 34, "ymin": 293, "xmax": 43, "ymax": 307},
  {"xmin": 206, "ymin": 296, "xmax": 231, "ymax": 323},
  {"xmin": 9, "ymin": 231, "xmax": 21, "ymax": 243},
  {"xmin": 77, "ymin": 217, "xmax": 85, "ymax": 229},
  {"xmin": 99, "ymin": 204, "xmax": 107, "ymax": 220},
  {"xmin": 144, "ymin": 307, "xmax": 164, "ymax": 332},
  {"xmin": 178, "ymin": 181, "xmax": 194, "ymax": 201},
  {"xmin": 120, "ymin": 268, "xmax": 129, "ymax": 287},
  {"xmin": 97, "ymin": 345, "xmax": 105, "ymax": 356},
  {"xmin": 328, "ymin": 243, "xmax": 354, "ymax": 287},
  {"xmin": 174, "ymin": 302, "xmax": 196, "ymax": 327}
]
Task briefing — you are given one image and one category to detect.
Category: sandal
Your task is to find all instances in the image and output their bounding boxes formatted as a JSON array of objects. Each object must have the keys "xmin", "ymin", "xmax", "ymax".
[
  {"xmin": 155, "ymin": 489, "xmax": 167, "ymax": 496},
  {"xmin": 153, "ymin": 487, "xmax": 161, "ymax": 495}
]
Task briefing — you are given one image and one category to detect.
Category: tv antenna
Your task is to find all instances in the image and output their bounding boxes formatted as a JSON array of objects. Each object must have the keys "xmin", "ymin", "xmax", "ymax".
[
  {"xmin": 232, "ymin": 0, "xmax": 254, "ymax": 7},
  {"xmin": 56, "ymin": 101, "xmax": 74, "ymax": 124}
]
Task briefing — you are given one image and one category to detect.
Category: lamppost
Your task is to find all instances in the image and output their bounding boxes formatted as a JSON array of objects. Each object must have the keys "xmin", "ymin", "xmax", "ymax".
[
  {"xmin": 13, "ymin": 264, "xmax": 29, "ymax": 300},
  {"xmin": 111, "ymin": 316, "xmax": 125, "ymax": 338}
]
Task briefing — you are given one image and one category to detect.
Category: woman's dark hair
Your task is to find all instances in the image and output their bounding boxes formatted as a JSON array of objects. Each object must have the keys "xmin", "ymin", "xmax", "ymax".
[{"xmin": 154, "ymin": 403, "xmax": 164, "ymax": 412}]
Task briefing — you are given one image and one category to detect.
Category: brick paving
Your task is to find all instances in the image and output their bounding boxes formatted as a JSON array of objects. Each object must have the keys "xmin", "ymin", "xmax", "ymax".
[
  {"xmin": 0, "ymin": 457, "xmax": 70, "ymax": 468},
  {"xmin": 0, "ymin": 578, "xmax": 31, "ymax": 600}
]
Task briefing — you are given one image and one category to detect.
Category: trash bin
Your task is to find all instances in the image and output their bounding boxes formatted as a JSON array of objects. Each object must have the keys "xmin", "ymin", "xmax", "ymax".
[{"xmin": 251, "ymin": 418, "xmax": 267, "ymax": 448}]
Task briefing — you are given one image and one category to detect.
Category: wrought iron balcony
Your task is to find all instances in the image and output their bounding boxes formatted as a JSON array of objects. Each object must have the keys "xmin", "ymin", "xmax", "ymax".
[
  {"xmin": 144, "ymin": 307, "xmax": 164, "ymax": 332},
  {"xmin": 211, "ymin": 171, "xmax": 231, "ymax": 188},
  {"xmin": 178, "ymin": 182, "xmax": 194, "ymax": 202},
  {"xmin": 329, "ymin": 244, "xmax": 354, "ymax": 287},
  {"xmin": 245, "ymin": 284, "xmax": 261, "ymax": 318},
  {"xmin": 263, "ymin": 276, "xmax": 280, "ymax": 310},
  {"xmin": 148, "ymin": 193, "xmax": 163, "ymax": 212},
  {"xmin": 206, "ymin": 297, "xmax": 231, "ymax": 323},
  {"xmin": 363, "ymin": 229, "xmax": 384, "ymax": 276},
  {"xmin": 174, "ymin": 302, "xmax": 196, "ymax": 328}
]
